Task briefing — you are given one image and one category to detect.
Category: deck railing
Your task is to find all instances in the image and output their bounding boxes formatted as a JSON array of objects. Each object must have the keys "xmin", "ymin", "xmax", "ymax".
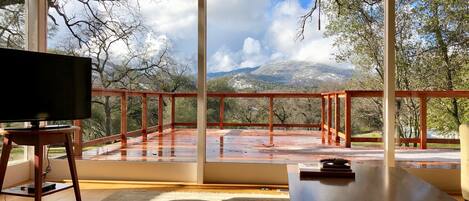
[
  {"xmin": 73, "ymin": 89, "xmax": 323, "ymax": 156},
  {"xmin": 320, "ymin": 90, "xmax": 469, "ymax": 148},
  {"xmin": 72, "ymin": 88, "xmax": 469, "ymax": 156}
]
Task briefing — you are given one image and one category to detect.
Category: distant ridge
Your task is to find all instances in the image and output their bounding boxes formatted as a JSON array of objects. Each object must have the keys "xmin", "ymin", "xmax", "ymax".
[
  {"xmin": 208, "ymin": 60, "xmax": 353, "ymax": 90},
  {"xmin": 207, "ymin": 66, "xmax": 260, "ymax": 80}
]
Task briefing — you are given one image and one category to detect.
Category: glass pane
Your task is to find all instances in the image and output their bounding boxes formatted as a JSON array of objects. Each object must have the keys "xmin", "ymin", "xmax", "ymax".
[
  {"xmin": 47, "ymin": 0, "xmax": 198, "ymax": 162},
  {"xmin": 394, "ymin": 1, "xmax": 467, "ymax": 169},
  {"xmin": 0, "ymin": 1, "xmax": 26, "ymax": 162},
  {"xmin": 205, "ymin": 0, "xmax": 384, "ymax": 164}
]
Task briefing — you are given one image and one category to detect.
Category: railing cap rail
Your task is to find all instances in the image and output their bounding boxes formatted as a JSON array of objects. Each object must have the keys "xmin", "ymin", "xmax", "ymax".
[{"xmin": 92, "ymin": 88, "xmax": 469, "ymax": 98}]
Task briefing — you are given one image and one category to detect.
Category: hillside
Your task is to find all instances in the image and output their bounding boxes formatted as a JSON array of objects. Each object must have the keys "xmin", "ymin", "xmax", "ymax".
[{"xmin": 208, "ymin": 60, "xmax": 353, "ymax": 90}]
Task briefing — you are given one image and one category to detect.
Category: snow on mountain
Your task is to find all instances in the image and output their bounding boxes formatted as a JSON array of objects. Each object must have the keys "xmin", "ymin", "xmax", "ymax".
[{"xmin": 208, "ymin": 60, "xmax": 353, "ymax": 90}]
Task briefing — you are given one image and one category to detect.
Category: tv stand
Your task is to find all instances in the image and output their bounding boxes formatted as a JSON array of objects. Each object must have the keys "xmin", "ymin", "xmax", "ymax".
[
  {"xmin": 5, "ymin": 125, "xmax": 71, "ymax": 131},
  {"xmin": 0, "ymin": 126, "xmax": 81, "ymax": 201}
]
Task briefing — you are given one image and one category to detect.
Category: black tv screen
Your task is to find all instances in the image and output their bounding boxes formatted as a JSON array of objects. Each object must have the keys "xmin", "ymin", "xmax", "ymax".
[{"xmin": 0, "ymin": 48, "xmax": 91, "ymax": 123}]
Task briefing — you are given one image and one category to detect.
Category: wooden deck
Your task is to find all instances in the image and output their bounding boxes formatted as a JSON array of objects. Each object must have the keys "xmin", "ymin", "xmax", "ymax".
[{"xmin": 73, "ymin": 129, "xmax": 460, "ymax": 169}]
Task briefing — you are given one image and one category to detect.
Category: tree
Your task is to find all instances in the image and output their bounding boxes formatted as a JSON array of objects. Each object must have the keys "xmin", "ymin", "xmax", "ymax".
[
  {"xmin": 0, "ymin": 1, "xmax": 24, "ymax": 48},
  {"xmin": 50, "ymin": 0, "xmax": 198, "ymax": 137},
  {"xmin": 300, "ymin": 0, "xmax": 468, "ymax": 141}
]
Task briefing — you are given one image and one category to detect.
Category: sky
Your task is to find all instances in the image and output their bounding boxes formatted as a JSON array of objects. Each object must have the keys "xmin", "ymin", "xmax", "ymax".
[{"xmin": 49, "ymin": 0, "xmax": 349, "ymax": 73}]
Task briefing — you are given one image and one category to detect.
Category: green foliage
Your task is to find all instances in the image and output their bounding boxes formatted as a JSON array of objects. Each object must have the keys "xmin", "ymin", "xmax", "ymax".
[{"xmin": 321, "ymin": 0, "xmax": 468, "ymax": 139}]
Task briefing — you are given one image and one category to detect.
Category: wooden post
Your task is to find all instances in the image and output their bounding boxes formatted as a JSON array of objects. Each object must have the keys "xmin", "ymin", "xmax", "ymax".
[
  {"xmin": 142, "ymin": 94, "xmax": 148, "ymax": 142},
  {"xmin": 327, "ymin": 95, "xmax": 332, "ymax": 144},
  {"xmin": 269, "ymin": 96, "xmax": 274, "ymax": 132},
  {"xmin": 344, "ymin": 92, "xmax": 352, "ymax": 148},
  {"xmin": 219, "ymin": 96, "xmax": 225, "ymax": 130},
  {"xmin": 321, "ymin": 96, "xmax": 326, "ymax": 144},
  {"xmin": 171, "ymin": 95, "xmax": 175, "ymax": 130},
  {"xmin": 158, "ymin": 94, "xmax": 163, "ymax": 135},
  {"xmin": 335, "ymin": 94, "xmax": 340, "ymax": 144},
  {"xmin": 25, "ymin": 0, "xmax": 47, "ymax": 52},
  {"xmin": 73, "ymin": 120, "xmax": 83, "ymax": 157},
  {"xmin": 384, "ymin": 0, "xmax": 396, "ymax": 167},
  {"xmin": 419, "ymin": 95, "xmax": 427, "ymax": 149},
  {"xmin": 121, "ymin": 92, "xmax": 128, "ymax": 147},
  {"xmin": 197, "ymin": 0, "xmax": 207, "ymax": 184}
]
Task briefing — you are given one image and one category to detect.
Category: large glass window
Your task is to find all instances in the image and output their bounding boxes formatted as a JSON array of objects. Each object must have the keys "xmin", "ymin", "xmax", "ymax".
[
  {"xmin": 47, "ymin": 0, "xmax": 198, "ymax": 162},
  {"xmin": 203, "ymin": 0, "xmax": 467, "ymax": 168},
  {"xmin": 39, "ymin": 0, "xmax": 467, "ymax": 169},
  {"xmin": 205, "ymin": 0, "xmax": 369, "ymax": 164},
  {"xmin": 393, "ymin": 0, "xmax": 467, "ymax": 169}
]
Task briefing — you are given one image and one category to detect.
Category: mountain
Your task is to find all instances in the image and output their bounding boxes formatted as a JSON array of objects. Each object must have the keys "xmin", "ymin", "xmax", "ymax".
[
  {"xmin": 208, "ymin": 60, "xmax": 353, "ymax": 90},
  {"xmin": 207, "ymin": 66, "xmax": 259, "ymax": 79}
]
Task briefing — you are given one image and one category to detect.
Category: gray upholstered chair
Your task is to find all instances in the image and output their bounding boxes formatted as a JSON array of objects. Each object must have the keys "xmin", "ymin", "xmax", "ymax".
[{"xmin": 461, "ymin": 123, "xmax": 469, "ymax": 201}]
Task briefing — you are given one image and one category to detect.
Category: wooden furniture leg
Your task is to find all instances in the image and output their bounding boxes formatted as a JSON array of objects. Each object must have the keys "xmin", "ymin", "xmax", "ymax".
[
  {"xmin": 0, "ymin": 127, "xmax": 81, "ymax": 200},
  {"xmin": 0, "ymin": 136, "xmax": 12, "ymax": 190},
  {"xmin": 34, "ymin": 144, "xmax": 43, "ymax": 201},
  {"xmin": 65, "ymin": 134, "xmax": 82, "ymax": 201}
]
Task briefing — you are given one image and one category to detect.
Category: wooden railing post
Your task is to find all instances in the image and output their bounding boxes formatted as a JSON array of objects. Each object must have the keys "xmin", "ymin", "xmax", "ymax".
[
  {"xmin": 419, "ymin": 95, "xmax": 427, "ymax": 149},
  {"xmin": 141, "ymin": 93, "xmax": 148, "ymax": 142},
  {"xmin": 73, "ymin": 120, "xmax": 83, "ymax": 157},
  {"xmin": 327, "ymin": 94, "xmax": 332, "ymax": 144},
  {"xmin": 344, "ymin": 92, "xmax": 352, "ymax": 148},
  {"xmin": 171, "ymin": 94, "xmax": 175, "ymax": 130},
  {"xmin": 121, "ymin": 92, "xmax": 128, "ymax": 147},
  {"xmin": 335, "ymin": 94, "xmax": 340, "ymax": 144},
  {"xmin": 158, "ymin": 94, "xmax": 163, "ymax": 135},
  {"xmin": 321, "ymin": 95, "xmax": 326, "ymax": 144},
  {"xmin": 219, "ymin": 96, "xmax": 225, "ymax": 130},
  {"xmin": 269, "ymin": 96, "xmax": 274, "ymax": 132}
]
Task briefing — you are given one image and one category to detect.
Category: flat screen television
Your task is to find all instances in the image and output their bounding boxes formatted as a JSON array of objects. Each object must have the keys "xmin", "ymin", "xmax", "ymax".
[{"xmin": 0, "ymin": 48, "xmax": 92, "ymax": 127}]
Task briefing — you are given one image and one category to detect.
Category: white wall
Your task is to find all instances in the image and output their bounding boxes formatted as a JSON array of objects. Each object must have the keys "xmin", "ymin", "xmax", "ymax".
[
  {"xmin": 47, "ymin": 160, "xmax": 197, "ymax": 183},
  {"xmin": 3, "ymin": 161, "xmax": 30, "ymax": 188},
  {"xmin": 5, "ymin": 159, "xmax": 461, "ymax": 195}
]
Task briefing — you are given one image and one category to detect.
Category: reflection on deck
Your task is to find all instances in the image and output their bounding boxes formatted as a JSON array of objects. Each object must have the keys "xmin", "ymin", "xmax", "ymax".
[{"xmin": 75, "ymin": 129, "xmax": 460, "ymax": 169}]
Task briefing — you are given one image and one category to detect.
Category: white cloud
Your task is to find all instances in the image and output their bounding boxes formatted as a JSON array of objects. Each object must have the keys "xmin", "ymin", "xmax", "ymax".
[
  {"xmin": 208, "ymin": 47, "xmax": 238, "ymax": 72},
  {"xmin": 208, "ymin": 0, "xmax": 270, "ymax": 32},
  {"xmin": 293, "ymin": 38, "xmax": 334, "ymax": 63},
  {"xmin": 207, "ymin": 0, "xmax": 271, "ymax": 56},
  {"xmin": 206, "ymin": 0, "xmax": 349, "ymax": 72},
  {"xmin": 265, "ymin": 0, "xmax": 336, "ymax": 65},
  {"xmin": 208, "ymin": 37, "xmax": 270, "ymax": 72},
  {"xmin": 243, "ymin": 37, "xmax": 261, "ymax": 55},
  {"xmin": 240, "ymin": 37, "xmax": 268, "ymax": 68},
  {"xmin": 139, "ymin": 0, "xmax": 197, "ymax": 39},
  {"xmin": 49, "ymin": 0, "xmax": 350, "ymax": 73},
  {"xmin": 138, "ymin": 0, "xmax": 197, "ymax": 60}
]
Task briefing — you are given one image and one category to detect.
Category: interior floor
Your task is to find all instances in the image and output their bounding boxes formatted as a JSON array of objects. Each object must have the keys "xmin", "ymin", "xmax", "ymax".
[
  {"xmin": 0, "ymin": 181, "xmax": 289, "ymax": 201},
  {"xmin": 0, "ymin": 181, "xmax": 464, "ymax": 201}
]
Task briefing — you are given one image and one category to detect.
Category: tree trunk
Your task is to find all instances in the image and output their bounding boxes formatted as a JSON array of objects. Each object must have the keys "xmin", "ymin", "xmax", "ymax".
[{"xmin": 431, "ymin": 2, "xmax": 462, "ymax": 129}]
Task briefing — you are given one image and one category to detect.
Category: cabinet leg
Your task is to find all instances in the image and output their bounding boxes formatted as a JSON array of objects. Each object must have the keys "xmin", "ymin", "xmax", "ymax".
[
  {"xmin": 65, "ymin": 134, "xmax": 81, "ymax": 201},
  {"xmin": 34, "ymin": 144, "xmax": 43, "ymax": 201},
  {"xmin": 0, "ymin": 136, "xmax": 12, "ymax": 190}
]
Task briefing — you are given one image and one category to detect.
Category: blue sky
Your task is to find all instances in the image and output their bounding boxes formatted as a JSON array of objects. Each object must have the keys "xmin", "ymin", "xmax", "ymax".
[
  {"xmin": 49, "ymin": 0, "xmax": 348, "ymax": 73},
  {"xmin": 299, "ymin": 0, "xmax": 312, "ymax": 8}
]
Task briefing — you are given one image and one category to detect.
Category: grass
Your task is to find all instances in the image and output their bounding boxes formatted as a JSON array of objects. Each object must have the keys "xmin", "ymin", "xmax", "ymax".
[
  {"xmin": 426, "ymin": 143, "xmax": 460, "ymax": 149},
  {"xmin": 351, "ymin": 132, "xmax": 460, "ymax": 149},
  {"xmin": 48, "ymin": 145, "xmax": 105, "ymax": 158},
  {"xmin": 353, "ymin": 132, "xmax": 382, "ymax": 138},
  {"xmin": 0, "ymin": 146, "xmax": 26, "ymax": 161}
]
